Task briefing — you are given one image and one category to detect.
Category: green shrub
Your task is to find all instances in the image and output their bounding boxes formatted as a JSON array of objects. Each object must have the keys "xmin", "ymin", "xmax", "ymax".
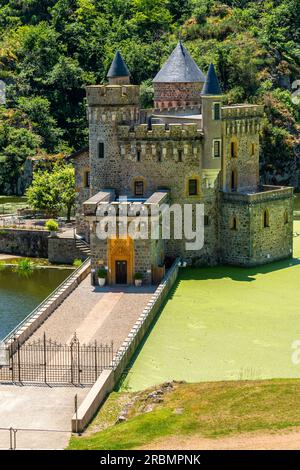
[
  {"xmin": 14, "ymin": 258, "xmax": 34, "ymax": 277},
  {"xmin": 97, "ymin": 268, "xmax": 107, "ymax": 278},
  {"xmin": 45, "ymin": 219, "xmax": 59, "ymax": 232},
  {"xmin": 134, "ymin": 272, "xmax": 143, "ymax": 280},
  {"xmin": 73, "ymin": 258, "xmax": 83, "ymax": 268}
]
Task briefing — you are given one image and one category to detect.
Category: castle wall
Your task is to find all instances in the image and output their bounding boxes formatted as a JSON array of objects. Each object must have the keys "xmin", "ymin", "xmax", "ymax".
[
  {"xmin": 220, "ymin": 188, "xmax": 293, "ymax": 266},
  {"xmin": 72, "ymin": 148, "xmax": 90, "ymax": 239},
  {"xmin": 153, "ymin": 82, "xmax": 202, "ymax": 109},
  {"xmin": 221, "ymin": 105, "xmax": 264, "ymax": 192}
]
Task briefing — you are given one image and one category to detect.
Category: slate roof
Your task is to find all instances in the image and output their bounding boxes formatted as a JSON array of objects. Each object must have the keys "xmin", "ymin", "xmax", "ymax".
[
  {"xmin": 201, "ymin": 63, "xmax": 222, "ymax": 95},
  {"xmin": 153, "ymin": 41, "xmax": 206, "ymax": 83},
  {"xmin": 107, "ymin": 51, "xmax": 130, "ymax": 78}
]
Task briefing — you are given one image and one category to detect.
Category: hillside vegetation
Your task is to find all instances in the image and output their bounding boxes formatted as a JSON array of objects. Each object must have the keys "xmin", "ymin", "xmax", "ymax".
[
  {"xmin": 68, "ymin": 379, "xmax": 300, "ymax": 450},
  {"xmin": 0, "ymin": 0, "xmax": 299, "ymax": 194}
]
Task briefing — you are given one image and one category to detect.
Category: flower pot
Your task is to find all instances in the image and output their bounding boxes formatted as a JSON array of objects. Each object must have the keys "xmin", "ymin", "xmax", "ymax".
[
  {"xmin": 49, "ymin": 231, "xmax": 58, "ymax": 237},
  {"xmin": 135, "ymin": 279, "xmax": 142, "ymax": 287},
  {"xmin": 98, "ymin": 277, "xmax": 106, "ymax": 287}
]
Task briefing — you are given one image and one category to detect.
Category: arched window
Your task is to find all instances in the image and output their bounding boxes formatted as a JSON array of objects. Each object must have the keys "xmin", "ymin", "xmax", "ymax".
[
  {"xmin": 231, "ymin": 170, "xmax": 237, "ymax": 192},
  {"xmin": 231, "ymin": 217, "xmax": 237, "ymax": 230},
  {"xmin": 263, "ymin": 209, "xmax": 270, "ymax": 228},
  {"xmin": 284, "ymin": 209, "xmax": 289, "ymax": 225}
]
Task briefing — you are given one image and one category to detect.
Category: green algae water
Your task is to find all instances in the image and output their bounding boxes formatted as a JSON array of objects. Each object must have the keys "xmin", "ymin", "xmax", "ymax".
[
  {"xmin": 0, "ymin": 267, "xmax": 71, "ymax": 339},
  {"xmin": 123, "ymin": 220, "xmax": 300, "ymax": 391}
]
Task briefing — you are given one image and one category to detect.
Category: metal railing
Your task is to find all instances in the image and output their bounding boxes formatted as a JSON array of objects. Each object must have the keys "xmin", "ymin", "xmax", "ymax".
[
  {"xmin": 2, "ymin": 257, "xmax": 91, "ymax": 345},
  {"xmin": 0, "ymin": 333, "xmax": 114, "ymax": 385}
]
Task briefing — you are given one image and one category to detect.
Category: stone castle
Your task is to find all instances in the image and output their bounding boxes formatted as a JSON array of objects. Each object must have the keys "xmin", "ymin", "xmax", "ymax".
[{"xmin": 71, "ymin": 42, "xmax": 293, "ymax": 285}]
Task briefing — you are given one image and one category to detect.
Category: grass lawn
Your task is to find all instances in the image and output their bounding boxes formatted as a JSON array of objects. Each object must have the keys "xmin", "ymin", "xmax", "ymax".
[
  {"xmin": 68, "ymin": 379, "xmax": 300, "ymax": 450},
  {"xmin": 0, "ymin": 196, "xmax": 28, "ymax": 214},
  {"xmin": 121, "ymin": 220, "xmax": 300, "ymax": 391}
]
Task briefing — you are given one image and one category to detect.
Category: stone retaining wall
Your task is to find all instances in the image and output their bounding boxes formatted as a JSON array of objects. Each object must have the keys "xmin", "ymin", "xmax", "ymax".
[
  {"xmin": 0, "ymin": 229, "xmax": 49, "ymax": 258},
  {"xmin": 48, "ymin": 237, "xmax": 89, "ymax": 264},
  {"xmin": 71, "ymin": 259, "xmax": 180, "ymax": 432}
]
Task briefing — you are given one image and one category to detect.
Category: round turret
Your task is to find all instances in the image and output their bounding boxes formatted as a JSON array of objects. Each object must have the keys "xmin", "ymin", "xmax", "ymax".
[{"xmin": 152, "ymin": 41, "xmax": 205, "ymax": 110}]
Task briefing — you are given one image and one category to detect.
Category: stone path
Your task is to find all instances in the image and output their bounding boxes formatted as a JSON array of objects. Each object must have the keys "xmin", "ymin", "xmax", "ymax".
[
  {"xmin": 28, "ymin": 277, "xmax": 155, "ymax": 348},
  {"xmin": 0, "ymin": 384, "xmax": 88, "ymax": 450}
]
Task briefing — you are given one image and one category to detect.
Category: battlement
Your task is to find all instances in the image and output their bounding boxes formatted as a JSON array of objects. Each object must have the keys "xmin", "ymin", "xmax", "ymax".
[
  {"xmin": 222, "ymin": 104, "xmax": 264, "ymax": 120},
  {"xmin": 86, "ymin": 84, "xmax": 140, "ymax": 107},
  {"xmin": 118, "ymin": 122, "xmax": 202, "ymax": 140}
]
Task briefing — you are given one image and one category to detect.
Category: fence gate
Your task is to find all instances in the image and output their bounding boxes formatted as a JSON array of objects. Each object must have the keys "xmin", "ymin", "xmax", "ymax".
[{"xmin": 0, "ymin": 334, "xmax": 113, "ymax": 385}]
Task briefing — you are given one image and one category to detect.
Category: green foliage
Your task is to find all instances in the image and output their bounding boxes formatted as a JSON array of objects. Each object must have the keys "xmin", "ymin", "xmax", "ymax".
[
  {"xmin": 97, "ymin": 268, "xmax": 107, "ymax": 278},
  {"xmin": 45, "ymin": 219, "xmax": 59, "ymax": 232},
  {"xmin": 26, "ymin": 163, "xmax": 75, "ymax": 220},
  {"xmin": 14, "ymin": 258, "xmax": 34, "ymax": 277},
  {"xmin": 73, "ymin": 258, "xmax": 83, "ymax": 267},
  {"xmin": 134, "ymin": 272, "xmax": 143, "ymax": 280}
]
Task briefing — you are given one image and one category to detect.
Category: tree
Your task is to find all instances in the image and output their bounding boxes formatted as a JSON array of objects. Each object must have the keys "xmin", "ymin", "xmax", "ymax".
[{"xmin": 26, "ymin": 163, "xmax": 76, "ymax": 221}]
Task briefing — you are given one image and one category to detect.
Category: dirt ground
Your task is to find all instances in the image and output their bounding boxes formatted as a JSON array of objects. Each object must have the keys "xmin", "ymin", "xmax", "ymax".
[{"xmin": 140, "ymin": 428, "xmax": 300, "ymax": 450}]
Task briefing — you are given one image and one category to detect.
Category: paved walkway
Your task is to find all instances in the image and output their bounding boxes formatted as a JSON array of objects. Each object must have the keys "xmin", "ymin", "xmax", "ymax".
[
  {"xmin": 0, "ymin": 385, "xmax": 88, "ymax": 449},
  {"xmin": 29, "ymin": 278, "xmax": 155, "ymax": 348},
  {"xmin": 0, "ymin": 277, "xmax": 155, "ymax": 449}
]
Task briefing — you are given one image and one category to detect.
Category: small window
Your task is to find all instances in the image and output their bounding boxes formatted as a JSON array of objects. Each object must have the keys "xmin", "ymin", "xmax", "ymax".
[
  {"xmin": 213, "ymin": 103, "xmax": 221, "ymax": 120},
  {"xmin": 98, "ymin": 142, "xmax": 104, "ymax": 159},
  {"xmin": 134, "ymin": 180, "xmax": 144, "ymax": 197},
  {"xmin": 231, "ymin": 170, "xmax": 237, "ymax": 192},
  {"xmin": 204, "ymin": 215, "xmax": 209, "ymax": 226},
  {"xmin": 213, "ymin": 140, "xmax": 221, "ymax": 158},
  {"xmin": 178, "ymin": 149, "xmax": 183, "ymax": 162},
  {"xmin": 84, "ymin": 171, "xmax": 90, "ymax": 188},
  {"xmin": 230, "ymin": 141, "xmax": 237, "ymax": 158},
  {"xmin": 231, "ymin": 217, "xmax": 237, "ymax": 230},
  {"xmin": 188, "ymin": 179, "xmax": 198, "ymax": 196},
  {"xmin": 263, "ymin": 209, "xmax": 269, "ymax": 228},
  {"xmin": 157, "ymin": 150, "xmax": 162, "ymax": 162},
  {"xmin": 136, "ymin": 149, "xmax": 141, "ymax": 162},
  {"xmin": 251, "ymin": 143, "xmax": 255, "ymax": 156},
  {"xmin": 284, "ymin": 209, "xmax": 289, "ymax": 225}
]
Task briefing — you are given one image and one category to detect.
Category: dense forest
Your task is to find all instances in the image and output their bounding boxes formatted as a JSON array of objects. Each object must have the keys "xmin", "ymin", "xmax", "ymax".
[{"xmin": 0, "ymin": 0, "xmax": 299, "ymax": 194}]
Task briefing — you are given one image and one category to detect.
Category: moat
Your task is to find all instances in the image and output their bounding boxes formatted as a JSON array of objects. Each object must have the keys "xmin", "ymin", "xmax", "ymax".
[{"xmin": 0, "ymin": 267, "xmax": 71, "ymax": 340}]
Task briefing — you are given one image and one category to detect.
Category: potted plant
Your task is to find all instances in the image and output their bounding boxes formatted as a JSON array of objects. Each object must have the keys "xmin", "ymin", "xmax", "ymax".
[
  {"xmin": 134, "ymin": 272, "xmax": 143, "ymax": 287},
  {"xmin": 45, "ymin": 219, "xmax": 59, "ymax": 237},
  {"xmin": 97, "ymin": 268, "xmax": 107, "ymax": 287}
]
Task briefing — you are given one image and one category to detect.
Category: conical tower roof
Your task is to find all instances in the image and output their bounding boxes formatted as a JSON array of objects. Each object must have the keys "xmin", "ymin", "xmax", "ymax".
[
  {"xmin": 153, "ymin": 41, "xmax": 205, "ymax": 83},
  {"xmin": 201, "ymin": 63, "xmax": 222, "ymax": 95},
  {"xmin": 107, "ymin": 51, "xmax": 130, "ymax": 78}
]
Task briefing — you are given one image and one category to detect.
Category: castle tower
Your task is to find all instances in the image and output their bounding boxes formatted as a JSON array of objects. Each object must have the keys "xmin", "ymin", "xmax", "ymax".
[
  {"xmin": 201, "ymin": 63, "xmax": 223, "ymax": 188},
  {"xmin": 107, "ymin": 51, "xmax": 130, "ymax": 85},
  {"xmin": 86, "ymin": 53, "xmax": 140, "ymax": 194},
  {"xmin": 153, "ymin": 41, "xmax": 205, "ymax": 110}
]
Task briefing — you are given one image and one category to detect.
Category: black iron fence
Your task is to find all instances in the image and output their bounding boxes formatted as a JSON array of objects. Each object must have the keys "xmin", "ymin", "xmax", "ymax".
[{"xmin": 0, "ymin": 334, "xmax": 114, "ymax": 385}]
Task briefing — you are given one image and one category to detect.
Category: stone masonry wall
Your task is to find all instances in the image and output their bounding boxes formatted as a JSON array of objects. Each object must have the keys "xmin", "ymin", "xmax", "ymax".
[
  {"xmin": 0, "ymin": 229, "xmax": 49, "ymax": 257},
  {"xmin": 72, "ymin": 148, "xmax": 90, "ymax": 240},
  {"xmin": 48, "ymin": 237, "xmax": 89, "ymax": 264},
  {"xmin": 220, "ymin": 189, "xmax": 293, "ymax": 266}
]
